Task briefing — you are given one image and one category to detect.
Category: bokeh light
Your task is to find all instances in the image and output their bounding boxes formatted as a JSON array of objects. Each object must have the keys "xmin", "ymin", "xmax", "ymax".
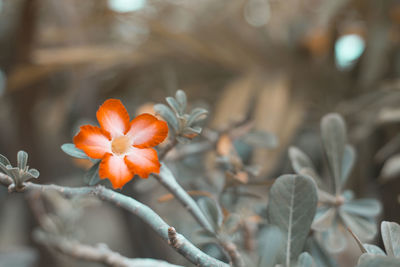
[
  {"xmin": 244, "ymin": 0, "xmax": 270, "ymax": 27},
  {"xmin": 334, "ymin": 34, "xmax": 365, "ymax": 70},
  {"xmin": 108, "ymin": 0, "xmax": 146, "ymax": 13}
]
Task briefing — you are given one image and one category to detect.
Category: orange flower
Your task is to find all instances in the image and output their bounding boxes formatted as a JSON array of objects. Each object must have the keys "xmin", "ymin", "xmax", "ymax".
[{"xmin": 73, "ymin": 99, "xmax": 168, "ymax": 189}]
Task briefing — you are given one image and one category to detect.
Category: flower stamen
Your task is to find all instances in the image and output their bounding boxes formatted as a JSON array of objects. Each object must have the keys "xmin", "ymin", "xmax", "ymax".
[{"xmin": 111, "ymin": 136, "xmax": 131, "ymax": 155}]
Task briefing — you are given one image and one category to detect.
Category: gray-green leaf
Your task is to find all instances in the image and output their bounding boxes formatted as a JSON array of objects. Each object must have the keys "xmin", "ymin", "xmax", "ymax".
[
  {"xmin": 175, "ymin": 90, "xmax": 187, "ymax": 114},
  {"xmin": 0, "ymin": 154, "xmax": 10, "ymax": 167},
  {"xmin": 340, "ymin": 211, "xmax": 377, "ymax": 240},
  {"xmin": 357, "ymin": 254, "xmax": 400, "ymax": 267},
  {"xmin": 340, "ymin": 199, "xmax": 381, "ymax": 218},
  {"xmin": 84, "ymin": 161, "xmax": 101, "ymax": 186},
  {"xmin": 364, "ymin": 244, "xmax": 386, "ymax": 256},
  {"xmin": 267, "ymin": 174, "xmax": 318, "ymax": 266},
  {"xmin": 198, "ymin": 197, "xmax": 223, "ymax": 230},
  {"xmin": 381, "ymin": 221, "xmax": 400, "ymax": 258},
  {"xmin": 187, "ymin": 108, "xmax": 208, "ymax": 126},
  {"xmin": 61, "ymin": 143, "xmax": 89, "ymax": 159},
  {"xmin": 17, "ymin": 150, "xmax": 28, "ymax": 170},
  {"xmin": 166, "ymin": 96, "xmax": 181, "ymax": 115},
  {"xmin": 320, "ymin": 113, "xmax": 347, "ymax": 194},
  {"xmin": 258, "ymin": 226, "xmax": 284, "ymax": 267},
  {"xmin": 154, "ymin": 104, "xmax": 179, "ymax": 132},
  {"xmin": 297, "ymin": 252, "xmax": 314, "ymax": 267},
  {"xmin": 341, "ymin": 145, "xmax": 356, "ymax": 186}
]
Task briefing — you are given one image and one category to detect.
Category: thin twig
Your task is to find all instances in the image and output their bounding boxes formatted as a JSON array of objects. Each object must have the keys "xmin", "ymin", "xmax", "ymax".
[
  {"xmin": 34, "ymin": 230, "xmax": 182, "ymax": 267},
  {"xmin": 153, "ymin": 164, "xmax": 215, "ymax": 233},
  {"xmin": 219, "ymin": 241, "xmax": 245, "ymax": 267},
  {"xmin": 0, "ymin": 174, "xmax": 229, "ymax": 267},
  {"xmin": 159, "ymin": 138, "xmax": 178, "ymax": 160}
]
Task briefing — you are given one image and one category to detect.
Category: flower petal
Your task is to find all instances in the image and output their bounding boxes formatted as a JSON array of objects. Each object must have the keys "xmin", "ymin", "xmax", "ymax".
[
  {"xmin": 125, "ymin": 147, "xmax": 161, "ymax": 178},
  {"xmin": 73, "ymin": 125, "xmax": 111, "ymax": 159},
  {"xmin": 126, "ymin": 113, "xmax": 168, "ymax": 148},
  {"xmin": 96, "ymin": 99, "xmax": 130, "ymax": 138},
  {"xmin": 99, "ymin": 153, "xmax": 133, "ymax": 189}
]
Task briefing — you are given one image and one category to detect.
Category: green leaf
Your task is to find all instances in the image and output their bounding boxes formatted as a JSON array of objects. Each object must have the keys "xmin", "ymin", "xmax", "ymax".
[
  {"xmin": 182, "ymin": 126, "xmax": 202, "ymax": 137},
  {"xmin": 28, "ymin": 169, "xmax": 40, "ymax": 178},
  {"xmin": 323, "ymin": 223, "xmax": 347, "ymax": 253},
  {"xmin": 258, "ymin": 226, "xmax": 284, "ymax": 267},
  {"xmin": 198, "ymin": 197, "xmax": 223, "ymax": 230},
  {"xmin": 364, "ymin": 244, "xmax": 386, "ymax": 256},
  {"xmin": 340, "ymin": 211, "xmax": 377, "ymax": 240},
  {"xmin": 312, "ymin": 208, "xmax": 336, "ymax": 231},
  {"xmin": 305, "ymin": 236, "xmax": 337, "ymax": 267},
  {"xmin": 341, "ymin": 145, "xmax": 356, "ymax": 186},
  {"xmin": 166, "ymin": 96, "xmax": 181, "ymax": 115},
  {"xmin": 381, "ymin": 221, "xmax": 400, "ymax": 258},
  {"xmin": 84, "ymin": 161, "xmax": 101, "ymax": 186},
  {"xmin": 289, "ymin": 147, "xmax": 322, "ymax": 186},
  {"xmin": 297, "ymin": 252, "xmax": 314, "ymax": 267},
  {"xmin": 61, "ymin": 143, "xmax": 89, "ymax": 159},
  {"xmin": 17, "ymin": 150, "xmax": 28, "ymax": 170},
  {"xmin": 320, "ymin": 113, "xmax": 347, "ymax": 194},
  {"xmin": 154, "ymin": 104, "xmax": 179, "ymax": 132},
  {"xmin": 357, "ymin": 254, "xmax": 400, "ymax": 267},
  {"xmin": 175, "ymin": 90, "xmax": 187, "ymax": 114},
  {"xmin": 0, "ymin": 162, "xmax": 10, "ymax": 175},
  {"xmin": 242, "ymin": 131, "xmax": 278, "ymax": 149},
  {"xmin": 187, "ymin": 108, "xmax": 208, "ymax": 126},
  {"xmin": 340, "ymin": 199, "xmax": 381, "ymax": 218},
  {"xmin": 267, "ymin": 174, "xmax": 318, "ymax": 266},
  {"xmin": 0, "ymin": 154, "xmax": 10, "ymax": 167}
]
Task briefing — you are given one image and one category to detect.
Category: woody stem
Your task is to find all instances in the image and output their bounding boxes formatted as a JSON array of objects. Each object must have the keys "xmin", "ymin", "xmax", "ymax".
[{"xmin": 0, "ymin": 173, "xmax": 229, "ymax": 267}]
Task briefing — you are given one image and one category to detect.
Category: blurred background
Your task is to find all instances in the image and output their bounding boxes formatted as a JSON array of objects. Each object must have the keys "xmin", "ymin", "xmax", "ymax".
[{"xmin": 0, "ymin": 0, "xmax": 399, "ymax": 266}]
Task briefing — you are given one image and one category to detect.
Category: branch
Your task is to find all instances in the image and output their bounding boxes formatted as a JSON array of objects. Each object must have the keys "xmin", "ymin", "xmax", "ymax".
[
  {"xmin": 0, "ymin": 174, "xmax": 228, "ymax": 267},
  {"xmin": 159, "ymin": 138, "xmax": 178, "ymax": 160},
  {"xmin": 153, "ymin": 164, "xmax": 215, "ymax": 233},
  {"xmin": 154, "ymin": 165, "xmax": 245, "ymax": 267},
  {"xmin": 34, "ymin": 230, "xmax": 182, "ymax": 267}
]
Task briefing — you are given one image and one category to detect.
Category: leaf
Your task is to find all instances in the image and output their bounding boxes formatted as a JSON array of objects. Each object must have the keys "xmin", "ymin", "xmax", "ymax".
[
  {"xmin": 175, "ymin": 90, "xmax": 187, "ymax": 114},
  {"xmin": 340, "ymin": 199, "xmax": 381, "ymax": 218},
  {"xmin": 340, "ymin": 211, "xmax": 377, "ymax": 240},
  {"xmin": 341, "ymin": 145, "xmax": 356, "ymax": 186},
  {"xmin": 297, "ymin": 252, "xmax": 314, "ymax": 267},
  {"xmin": 242, "ymin": 131, "xmax": 278, "ymax": 149},
  {"xmin": 305, "ymin": 236, "xmax": 337, "ymax": 267},
  {"xmin": 187, "ymin": 108, "xmax": 208, "ymax": 126},
  {"xmin": 289, "ymin": 147, "xmax": 322, "ymax": 186},
  {"xmin": 312, "ymin": 208, "xmax": 336, "ymax": 231},
  {"xmin": 380, "ymin": 154, "xmax": 400, "ymax": 182},
  {"xmin": 166, "ymin": 96, "xmax": 181, "ymax": 115},
  {"xmin": 0, "ymin": 154, "xmax": 10, "ymax": 167},
  {"xmin": 154, "ymin": 104, "xmax": 179, "ymax": 132},
  {"xmin": 28, "ymin": 169, "xmax": 40, "ymax": 178},
  {"xmin": 381, "ymin": 221, "xmax": 400, "ymax": 258},
  {"xmin": 323, "ymin": 223, "xmax": 347, "ymax": 253},
  {"xmin": 357, "ymin": 254, "xmax": 400, "ymax": 267},
  {"xmin": 267, "ymin": 174, "xmax": 318, "ymax": 266},
  {"xmin": 61, "ymin": 143, "xmax": 90, "ymax": 159},
  {"xmin": 84, "ymin": 161, "xmax": 101, "ymax": 186},
  {"xmin": 198, "ymin": 197, "xmax": 223, "ymax": 230},
  {"xmin": 182, "ymin": 126, "xmax": 202, "ymax": 137},
  {"xmin": 0, "ymin": 162, "xmax": 10, "ymax": 175},
  {"xmin": 17, "ymin": 150, "xmax": 28, "ymax": 170},
  {"xmin": 363, "ymin": 244, "xmax": 386, "ymax": 256},
  {"xmin": 320, "ymin": 113, "xmax": 347, "ymax": 194},
  {"xmin": 258, "ymin": 226, "xmax": 284, "ymax": 267},
  {"xmin": 289, "ymin": 147, "xmax": 316, "ymax": 174}
]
